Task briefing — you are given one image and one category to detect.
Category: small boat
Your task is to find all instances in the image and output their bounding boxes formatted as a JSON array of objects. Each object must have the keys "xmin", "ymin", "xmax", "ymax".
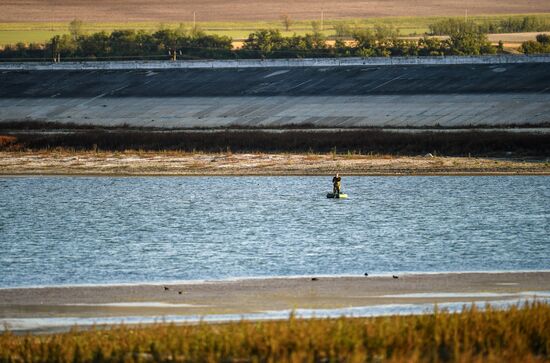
[{"xmin": 327, "ymin": 193, "xmax": 348, "ymax": 199}]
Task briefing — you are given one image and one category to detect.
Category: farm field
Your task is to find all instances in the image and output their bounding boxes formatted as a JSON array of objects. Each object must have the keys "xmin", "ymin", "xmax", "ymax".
[
  {"xmin": 1, "ymin": 0, "xmax": 550, "ymax": 23},
  {"xmin": 0, "ymin": 13, "xmax": 549, "ymax": 46}
]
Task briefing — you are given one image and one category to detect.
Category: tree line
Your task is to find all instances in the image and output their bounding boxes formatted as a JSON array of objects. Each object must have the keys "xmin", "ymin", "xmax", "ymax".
[
  {"xmin": 0, "ymin": 23, "xmax": 234, "ymax": 61},
  {"xmin": 429, "ymin": 15, "xmax": 550, "ymax": 35},
  {"xmin": 239, "ymin": 26, "xmax": 495, "ymax": 58},
  {"xmin": 0, "ymin": 19, "xmax": 548, "ymax": 61}
]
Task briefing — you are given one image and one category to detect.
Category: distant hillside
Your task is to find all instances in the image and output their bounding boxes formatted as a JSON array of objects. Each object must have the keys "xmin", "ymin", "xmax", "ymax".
[{"xmin": 1, "ymin": 0, "xmax": 549, "ymax": 22}]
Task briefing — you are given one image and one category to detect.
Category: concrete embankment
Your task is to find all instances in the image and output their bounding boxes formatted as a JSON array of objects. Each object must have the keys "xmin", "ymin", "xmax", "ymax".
[{"xmin": 1, "ymin": 56, "xmax": 549, "ymax": 128}]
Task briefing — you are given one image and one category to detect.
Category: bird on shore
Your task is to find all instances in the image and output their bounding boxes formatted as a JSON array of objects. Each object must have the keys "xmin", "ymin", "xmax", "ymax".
[
  {"xmin": 163, "ymin": 286, "xmax": 170, "ymax": 291},
  {"xmin": 311, "ymin": 277, "xmax": 319, "ymax": 281},
  {"xmin": 393, "ymin": 275, "xmax": 399, "ymax": 279},
  {"xmin": 178, "ymin": 291, "xmax": 183, "ymax": 295},
  {"xmin": 364, "ymin": 273, "xmax": 369, "ymax": 277}
]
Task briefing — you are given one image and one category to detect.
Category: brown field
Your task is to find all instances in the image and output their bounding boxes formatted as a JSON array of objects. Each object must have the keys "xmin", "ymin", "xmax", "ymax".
[{"xmin": 1, "ymin": 0, "xmax": 550, "ymax": 23}]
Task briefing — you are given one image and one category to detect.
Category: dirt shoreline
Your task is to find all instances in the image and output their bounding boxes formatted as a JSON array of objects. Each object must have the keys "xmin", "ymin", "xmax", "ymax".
[
  {"xmin": 1, "ymin": 151, "xmax": 549, "ymax": 176},
  {"xmin": 1, "ymin": 272, "xmax": 549, "ymax": 326}
]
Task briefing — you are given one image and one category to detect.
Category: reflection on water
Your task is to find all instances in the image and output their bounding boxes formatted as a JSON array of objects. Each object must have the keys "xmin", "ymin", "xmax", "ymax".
[{"xmin": 0, "ymin": 176, "xmax": 549, "ymax": 287}]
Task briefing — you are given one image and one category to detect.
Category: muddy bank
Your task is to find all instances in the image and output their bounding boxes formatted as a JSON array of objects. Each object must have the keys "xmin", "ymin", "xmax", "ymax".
[{"xmin": 1, "ymin": 272, "xmax": 549, "ymax": 331}]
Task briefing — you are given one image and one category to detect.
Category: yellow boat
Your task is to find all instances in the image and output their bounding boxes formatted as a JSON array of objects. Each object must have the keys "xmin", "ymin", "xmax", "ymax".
[{"xmin": 326, "ymin": 193, "xmax": 348, "ymax": 199}]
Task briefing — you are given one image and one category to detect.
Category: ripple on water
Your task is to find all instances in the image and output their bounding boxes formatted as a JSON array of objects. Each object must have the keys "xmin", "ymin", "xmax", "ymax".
[{"xmin": 0, "ymin": 176, "xmax": 549, "ymax": 287}]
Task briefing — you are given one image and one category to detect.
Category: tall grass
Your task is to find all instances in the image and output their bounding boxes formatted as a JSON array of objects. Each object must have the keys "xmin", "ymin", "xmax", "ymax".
[
  {"xmin": 1, "ymin": 127, "xmax": 549, "ymax": 156},
  {"xmin": 1, "ymin": 302, "xmax": 549, "ymax": 362}
]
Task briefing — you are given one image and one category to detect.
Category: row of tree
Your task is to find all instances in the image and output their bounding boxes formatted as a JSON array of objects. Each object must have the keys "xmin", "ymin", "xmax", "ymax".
[
  {"xmin": 273, "ymin": 15, "xmax": 550, "ymax": 37},
  {"xmin": 429, "ymin": 16, "xmax": 550, "ymax": 35},
  {"xmin": 0, "ymin": 24, "xmax": 234, "ymax": 61},
  {"xmin": 241, "ymin": 26, "xmax": 496, "ymax": 58},
  {"xmin": 2, "ymin": 19, "xmax": 549, "ymax": 61},
  {"xmin": 0, "ymin": 21, "xmax": 501, "ymax": 61}
]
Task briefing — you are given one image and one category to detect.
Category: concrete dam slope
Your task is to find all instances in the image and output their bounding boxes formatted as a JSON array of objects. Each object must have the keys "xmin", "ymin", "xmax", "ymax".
[{"xmin": 1, "ymin": 57, "xmax": 549, "ymax": 128}]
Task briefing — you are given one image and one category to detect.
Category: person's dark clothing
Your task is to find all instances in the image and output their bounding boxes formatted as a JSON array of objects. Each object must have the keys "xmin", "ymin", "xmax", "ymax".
[{"xmin": 332, "ymin": 176, "xmax": 341, "ymax": 194}]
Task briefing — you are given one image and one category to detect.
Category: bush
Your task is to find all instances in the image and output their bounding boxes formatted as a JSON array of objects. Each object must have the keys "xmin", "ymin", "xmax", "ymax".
[
  {"xmin": 447, "ymin": 28, "xmax": 495, "ymax": 55},
  {"xmin": 333, "ymin": 21, "xmax": 353, "ymax": 38},
  {"xmin": 521, "ymin": 33, "xmax": 550, "ymax": 54},
  {"xmin": 536, "ymin": 33, "xmax": 550, "ymax": 44},
  {"xmin": 240, "ymin": 29, "xmax": 331, "ymax": 58}
]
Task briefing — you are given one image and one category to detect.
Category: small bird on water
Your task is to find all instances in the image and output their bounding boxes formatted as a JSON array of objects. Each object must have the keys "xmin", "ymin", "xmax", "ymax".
[{"xmin": 364, "ymin": 273, "xmax": 369, "ymax": 277}]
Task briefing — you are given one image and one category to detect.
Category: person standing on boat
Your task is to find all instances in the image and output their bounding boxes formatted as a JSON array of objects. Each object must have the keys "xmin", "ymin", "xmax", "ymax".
[{"xmin": 332, "ymin": 173, "xmax": 342, "ymax": 194}]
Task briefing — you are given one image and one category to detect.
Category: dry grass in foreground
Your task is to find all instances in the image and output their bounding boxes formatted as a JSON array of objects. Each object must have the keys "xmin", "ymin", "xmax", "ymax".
[
  {"xmin": 1, "ymin": 302, "xmax": 549, "ymax": 362},
  {"xmin": 3, "ymin": 129, "xmax": 549, "ymax": 157},
  {"xmin": 0, "ymin": 150, "xmax": 549, "ymax": 176}
]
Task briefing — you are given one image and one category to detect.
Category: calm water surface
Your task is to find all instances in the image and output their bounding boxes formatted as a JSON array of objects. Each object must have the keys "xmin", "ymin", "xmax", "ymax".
[{"xmin": 1, "ymin": 176, "xmax": 549, "ymax": 288}]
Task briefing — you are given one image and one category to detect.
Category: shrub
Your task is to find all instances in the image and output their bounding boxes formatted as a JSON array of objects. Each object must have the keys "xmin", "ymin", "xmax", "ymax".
[{"xmin": 521, "ymin": 33, "xmax": 550, "ymax": 54}]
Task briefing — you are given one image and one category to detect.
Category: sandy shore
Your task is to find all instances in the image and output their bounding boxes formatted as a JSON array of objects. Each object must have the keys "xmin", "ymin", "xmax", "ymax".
[
  {"xmin": 1, "ymin": 151, "xmax": 549, "ymax": 176},
  {"xmin": 1, "ymin": 272, "xmax": 550, "ymax": 329}
]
